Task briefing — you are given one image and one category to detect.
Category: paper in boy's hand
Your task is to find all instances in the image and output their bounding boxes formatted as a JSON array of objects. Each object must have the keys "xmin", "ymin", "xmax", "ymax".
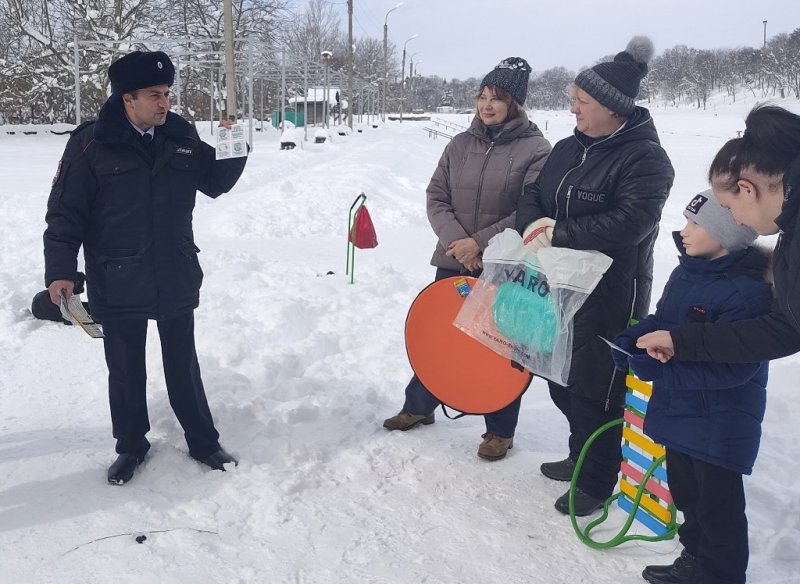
[{"xmin": 598, "ymin": 335, "xmax": 633, "ymax": 356}]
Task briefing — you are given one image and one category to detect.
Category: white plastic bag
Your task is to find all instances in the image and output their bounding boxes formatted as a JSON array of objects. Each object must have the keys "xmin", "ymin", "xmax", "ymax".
[{"xmin": 453, "ymin": 229, "xmax": 612, "ymax": 385}]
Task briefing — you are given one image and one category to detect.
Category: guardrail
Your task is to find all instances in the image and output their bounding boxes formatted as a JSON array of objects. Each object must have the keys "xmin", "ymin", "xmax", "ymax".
[
  {"xmin": 423, "ymin": 127, "xmax": 454, "ymax": 140},
  {"xmin": 431, "ymin": 117, "xmax": 468, "ymax": 133}
]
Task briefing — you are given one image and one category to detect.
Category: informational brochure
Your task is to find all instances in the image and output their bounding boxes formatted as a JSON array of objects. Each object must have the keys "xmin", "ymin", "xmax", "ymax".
[
  {"xmin": 597, "ymin": 335, "xmax": 632, "ymax": 356},
  {"xmin": 60, "ymin": 291, "xmax": 103, "ymax": 338},
  {"xmin": 216, "ymin": 123, "xmax": 247, "ymax": 159}
]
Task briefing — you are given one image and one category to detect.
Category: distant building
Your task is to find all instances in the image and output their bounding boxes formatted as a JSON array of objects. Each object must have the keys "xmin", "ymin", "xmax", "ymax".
[{"xmin": 287, "ymin": 87, "xmax": 348, "ymax": 126}]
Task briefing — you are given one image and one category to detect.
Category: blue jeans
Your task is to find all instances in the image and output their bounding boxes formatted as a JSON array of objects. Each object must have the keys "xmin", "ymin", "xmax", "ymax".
[{"xmin": 402, "ymin": 267, "xmax": 522, "ymax": 438}]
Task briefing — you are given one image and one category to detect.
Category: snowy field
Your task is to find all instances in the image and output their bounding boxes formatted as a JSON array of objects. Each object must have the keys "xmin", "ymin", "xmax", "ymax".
[{"xmin": 2, "ymin": 95, "xmax": 800, "ymax": 584}]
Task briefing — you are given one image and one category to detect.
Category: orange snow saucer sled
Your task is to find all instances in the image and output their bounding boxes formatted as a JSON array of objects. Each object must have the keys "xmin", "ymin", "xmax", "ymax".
[{"xmin": 404, "ymin": 276, "xmax": 532, "ymax": 414}]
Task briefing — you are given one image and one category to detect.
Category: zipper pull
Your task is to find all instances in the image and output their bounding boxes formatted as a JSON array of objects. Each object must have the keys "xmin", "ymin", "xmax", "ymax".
[{"xmin": 486, "ymin": 141, "xmax": 494, "ymax": 155}]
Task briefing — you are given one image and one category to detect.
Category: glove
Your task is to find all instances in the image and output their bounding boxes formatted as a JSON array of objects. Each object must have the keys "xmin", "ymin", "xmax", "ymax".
[
  {"xmin": 522, "ymin": 217, "xmax": 556, "ymax": 252},
  {"xmin": 628, "ymin": 354, "xmax": 664, "ymax": 381},
  {"xmin": 609, "ymin": 334, "xmax": 636, "ymax": 372}
]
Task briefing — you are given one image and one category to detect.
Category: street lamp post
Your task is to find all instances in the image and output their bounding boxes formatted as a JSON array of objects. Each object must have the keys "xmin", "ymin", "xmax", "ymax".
[
  {"xmin": 412, "ymin": 60, "xmax": 422, "ymax": 111},
  {"xmin": 383, "ymin": 2, "xmax": 403, "ymax": 123},
  {"xmin": 763, "ymin": 20, "xmax": 767, "ymax": 47},
  {"xmin": 321, "ymin": 50, "xmax": 332, "ymax": 129},
  {"xmin": 409, "ymin": 52, "xmax": 421, "ymax": 112},
  {"xmin": 409, "ymin": 52, "xmax": 421, "ymax": 84},
  {"xmin": 400, "ymin": 34, "xmax": 418, "ymax": 123}
]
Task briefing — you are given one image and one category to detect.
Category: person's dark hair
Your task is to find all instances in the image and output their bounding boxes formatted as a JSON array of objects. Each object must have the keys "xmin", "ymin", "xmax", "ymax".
[
  {"xmin": 708, "ymin": 104, "xmax": 800, "ymax": 191},
  {"xmin": 473, "ymin": 85, "xmax": 522, "ymax": 121}
]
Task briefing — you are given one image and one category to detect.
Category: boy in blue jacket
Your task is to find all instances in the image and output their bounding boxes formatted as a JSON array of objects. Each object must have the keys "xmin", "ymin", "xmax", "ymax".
[{"xmin": 611, "ymin": 190, "xmax": 772, "ymax": 584}]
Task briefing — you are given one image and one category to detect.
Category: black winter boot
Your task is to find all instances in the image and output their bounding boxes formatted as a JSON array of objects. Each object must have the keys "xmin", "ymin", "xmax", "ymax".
[
  {"xmin": 540, "ymin": 456, "xmax": 577, "ymax": 481},
  {"xmin": 554, "ymin": 487, "xmax": 604, "ymax": 516},
  {"xmin": 642, "ymin": 549, "xmax": 698, "ymax": 584},
  {"xmin": 107, "ymin": 452, "xmax": 146, "ymax": 485}
]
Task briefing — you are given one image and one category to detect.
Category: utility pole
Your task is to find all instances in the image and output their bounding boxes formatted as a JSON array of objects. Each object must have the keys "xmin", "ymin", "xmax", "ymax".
[
  {"xmin": 348, "ymin": 0, "xmax": 354, "ymax": 129},
  {"xmin": 763, "ymin": 20, "xmax": 768, "ymax": 47},
  {"xmin": 382, "ymin": 3, "xmax": 403, "ymax": 123},
  {"xmin": 223, "ymin": 0, "xmax": 236, "ymax": 120}
]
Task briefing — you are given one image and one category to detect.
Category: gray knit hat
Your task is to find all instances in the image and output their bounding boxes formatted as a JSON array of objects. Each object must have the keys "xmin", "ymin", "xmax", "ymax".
[
  {"xmin": 573, "ymin": 36, "xmax": 654, "ymax": 117},
  {"xmin": 480, "ymin": 57, "xmax": 532, "ymax": 106},
  {"xmin": 683, "ymin": 189, "xmax": 758, "ymax": 252}
]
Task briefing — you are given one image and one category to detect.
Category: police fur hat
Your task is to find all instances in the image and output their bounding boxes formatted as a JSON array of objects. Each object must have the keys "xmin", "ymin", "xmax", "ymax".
[
  {"xmin": 480, "ymin": 57, "xmax": 532, "ymax": 107},
  {"xmin": 109, "ymin": 50, "xmax": 175, "ymax": 96},
  {"xmin": 573, "ymin": 36, "xmax": 654, "ymax": 117}
]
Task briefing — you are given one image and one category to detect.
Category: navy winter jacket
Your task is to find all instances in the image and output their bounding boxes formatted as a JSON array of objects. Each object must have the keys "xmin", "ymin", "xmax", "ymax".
[
  {"xmin": 616, "ymin": 234, "xmax": 772, "ymax": 474},
  {"xmin": 672, "ymin": 156, "xmax": 800, "ymax": 361},
  {"xmin": 44, "ymin": 97, "xmax": 247, "ymax": 321},
  {"xmin": 516, "ymin": 107, "xmax": 674, "ymax": 407}
]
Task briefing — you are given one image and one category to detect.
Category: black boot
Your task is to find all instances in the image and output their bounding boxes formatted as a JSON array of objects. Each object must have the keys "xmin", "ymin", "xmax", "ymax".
[
  {"xmin": 642, "ymin": 549, "xmax": 698, "ymax": 584},
  {"xmin": 107, "ymin": 452, "xmax": 146, "ymax": 485},
  {"xmin": 540, "ymin": 456, "xmax": 577, "ymax": 481},
  {"xmin": 192, "ymin": 448, "xmax": 238, "ymax": 471},
  {"xmin": 554, "ymin": 487, "xmax": 604, "ymax": 516}
]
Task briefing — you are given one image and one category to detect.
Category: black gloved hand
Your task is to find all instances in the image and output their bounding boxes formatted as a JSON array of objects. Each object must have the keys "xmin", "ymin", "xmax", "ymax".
[
  {"xmin": 628, "ymin": 354, "xmax": 664, "ymax": 381},
  {"xmin": 610, "ymin": 334, "xmax": 636, "ymax": 372}
]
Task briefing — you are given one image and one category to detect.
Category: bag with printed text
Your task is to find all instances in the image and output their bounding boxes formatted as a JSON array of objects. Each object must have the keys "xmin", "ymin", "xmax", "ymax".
[{"xmin": 453, "ymin": 229, "xmax": 612, "ymax": 385}]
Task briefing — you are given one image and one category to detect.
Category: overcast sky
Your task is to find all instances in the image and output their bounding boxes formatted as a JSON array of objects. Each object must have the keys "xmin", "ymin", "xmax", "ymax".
[{"xmin": 332, "ymin": 0, "xmax": 798, "ymax": 80}]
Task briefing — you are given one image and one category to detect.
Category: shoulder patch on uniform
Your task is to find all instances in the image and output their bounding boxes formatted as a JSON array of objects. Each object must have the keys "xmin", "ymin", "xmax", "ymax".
[{"xmin": 52, "ymin": 159, "xmax": 63, "ymax": 187}]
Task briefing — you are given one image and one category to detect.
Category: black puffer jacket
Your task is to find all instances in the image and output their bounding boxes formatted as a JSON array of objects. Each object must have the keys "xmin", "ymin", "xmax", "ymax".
[
  {"xmin": 673, "ymin": 155, "xmax": 800, "ymax": 361},
  {"xmin": 44, "ymin": 98, "xmax": 247, "ymax": 321},
  {"xmin": 516, "ymin": 107, "xmax": 674, "ymax": 406}
]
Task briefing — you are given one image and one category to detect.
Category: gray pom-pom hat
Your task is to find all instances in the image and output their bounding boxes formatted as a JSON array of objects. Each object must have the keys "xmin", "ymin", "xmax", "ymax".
[{"xmin": 573, "ymin": 36, "xmax": 654, "ymax": 116}]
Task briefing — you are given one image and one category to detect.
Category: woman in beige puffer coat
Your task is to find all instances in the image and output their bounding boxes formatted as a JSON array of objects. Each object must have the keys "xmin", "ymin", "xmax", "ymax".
[{"xmin": 383, "ymin": 57, "xmax": 552, "ymax": 461}]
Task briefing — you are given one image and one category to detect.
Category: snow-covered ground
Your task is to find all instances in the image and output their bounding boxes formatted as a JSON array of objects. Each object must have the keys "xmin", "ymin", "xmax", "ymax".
[{"xmin": 2, "ymin": 95, "xmax": 800, "ymax": 584}]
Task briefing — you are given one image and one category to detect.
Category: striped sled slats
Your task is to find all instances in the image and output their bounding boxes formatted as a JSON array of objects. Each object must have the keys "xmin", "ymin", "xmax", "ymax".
[{"xmin": 617, "ymin": 374, "xmax": 678, "ymax": 535}]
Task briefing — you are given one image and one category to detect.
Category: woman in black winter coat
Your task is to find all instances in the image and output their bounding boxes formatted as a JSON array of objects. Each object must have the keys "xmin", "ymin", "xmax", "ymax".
[{"xmin": 515, "ymin": 37, "xmax": 674, "ymax": 516}]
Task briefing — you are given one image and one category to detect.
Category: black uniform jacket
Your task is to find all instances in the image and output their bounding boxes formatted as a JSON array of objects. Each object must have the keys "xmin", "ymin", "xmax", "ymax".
[
  {"xmin": 516, "ymin": 107, "xmax": 675, "ymax": 406},
  {"xmin": 673, "ymin": 155, "xmax": 800, "ymax": 362},
  {"xmin": 44, "ymin": 98, "xmax": 247, "ymax": 321}
]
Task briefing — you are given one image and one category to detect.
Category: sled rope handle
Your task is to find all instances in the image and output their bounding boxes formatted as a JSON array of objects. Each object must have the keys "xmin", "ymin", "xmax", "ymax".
[{"xmin": 568, "ymin": 418, "xmax": 679, "ymax": 549}]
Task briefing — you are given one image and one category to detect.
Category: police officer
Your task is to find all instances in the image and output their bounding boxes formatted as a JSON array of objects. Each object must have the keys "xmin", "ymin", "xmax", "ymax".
[{"xmin": 43, "ymin": 51, "xmax": 248, "ymax": 485}]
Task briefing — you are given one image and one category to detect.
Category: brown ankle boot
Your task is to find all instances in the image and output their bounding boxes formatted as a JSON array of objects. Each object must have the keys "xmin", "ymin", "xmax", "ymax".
[
  {"xmin": 477, "ymin": 433, "xmax": 514, "ymax": 460},
  {"xmin": 383, "ymin": 410, "xmax": 435, "ymax": 431}
]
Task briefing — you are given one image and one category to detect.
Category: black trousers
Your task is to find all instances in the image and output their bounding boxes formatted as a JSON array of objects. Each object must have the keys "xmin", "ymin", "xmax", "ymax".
[
  {"xmin": 102, "ymin": 312, "xmax": 221, "ymax": 459},
  {"xmin": 667, "ymin": 449, "xmax": 748, "ymax": 584},
  {"xmin": 548, "ymin": 381, "xmax": 623, "ymax": 499}
]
